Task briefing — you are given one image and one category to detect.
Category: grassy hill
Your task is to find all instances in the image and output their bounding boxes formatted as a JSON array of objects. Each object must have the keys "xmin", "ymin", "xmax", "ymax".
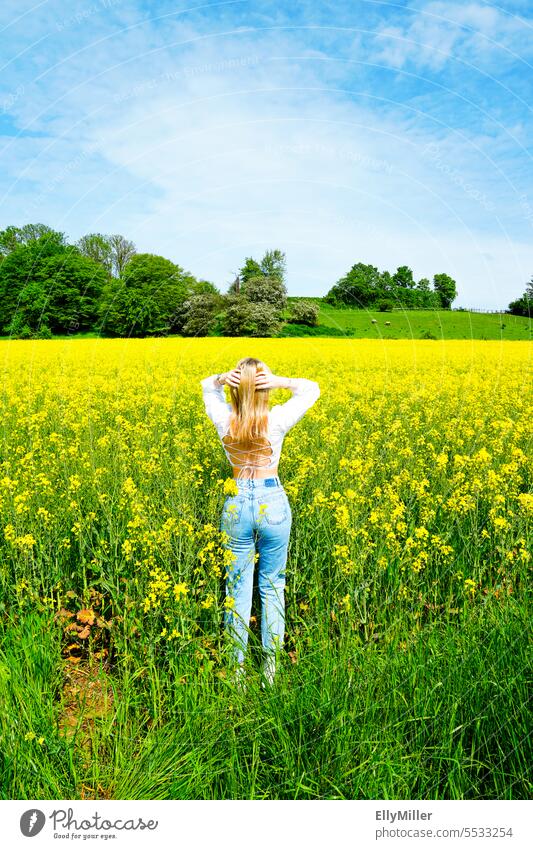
[
  {"xmin": 2, "ymin": 299, "xmax": 530, "ymax": 342},
  {"xmin": 282, "ymin": 298, "xmax": 532, "ymax": 340}
]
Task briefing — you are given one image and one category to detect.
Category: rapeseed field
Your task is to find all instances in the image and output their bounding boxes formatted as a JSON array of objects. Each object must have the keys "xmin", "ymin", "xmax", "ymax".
[{"xmin": 0, "ymin": 338, "xmax": 531, "ymax": 799}]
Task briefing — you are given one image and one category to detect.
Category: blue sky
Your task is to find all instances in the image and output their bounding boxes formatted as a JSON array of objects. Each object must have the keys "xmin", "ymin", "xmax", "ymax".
[{"xmin": 1, "ymin": 0, "xmax": 532, "ymax": 307}]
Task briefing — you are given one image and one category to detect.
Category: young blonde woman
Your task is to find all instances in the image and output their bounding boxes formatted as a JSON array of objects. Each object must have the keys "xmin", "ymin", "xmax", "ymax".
[{"xmin": 200, "ymin": 357, "xmax": 320, "ymax": 688}]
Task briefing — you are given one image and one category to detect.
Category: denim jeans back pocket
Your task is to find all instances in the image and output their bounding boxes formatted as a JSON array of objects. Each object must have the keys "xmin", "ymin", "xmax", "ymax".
[
  {"xmin": 263, "ymin": 492, "xmax": 289, "ymax": 525},
  {"xmin": 221, "ymin": 496, "xmax": 245, "ymax": 531}
]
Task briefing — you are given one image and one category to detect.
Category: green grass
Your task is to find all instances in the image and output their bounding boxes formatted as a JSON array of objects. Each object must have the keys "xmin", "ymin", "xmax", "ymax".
[
  {"xmin": 1, "ymin": 305, "xmax": 531, "ymax": 342},
  {"xmin": 285, "ymin": 301, "xmax": 532, "ymax": 341},
  {"xmin": 1, "ymin": 598, "xmax": 529, "ymax": 799}
]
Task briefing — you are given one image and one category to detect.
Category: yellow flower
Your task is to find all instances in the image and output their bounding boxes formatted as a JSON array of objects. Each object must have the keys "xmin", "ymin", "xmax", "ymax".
[
  {"xmin": 173, "ymin": 582, "xmax": 189, "ymax": 601},
  {"xmin": 201, "ymin": 593, "xmax": 216, "ymax": 609},
  {"xmin": 122, "ymin": 477, "xmax": 137, "ymax": 496},
  {"xmin": 492, "ymin": 516, "xmax": 510, "ymax": 531},
  {"xmin": 517, "ymin": 493, "xmax": 533, "ymax": 514},
  {"xmin": 464, "ymin": 578, "xmax": 476, "ymax": 597},
  {"xmin": 1, "ymin": 335, "xmax": 530, "ymax": 680},
  {"xmin": 122, "ymin": 539, "xmax": 134, "ymax": 559},
  {"xmin": 4, "ymin": 524, "xmax": 16, "ymax": 541},
  {"xmin": 223, "ymin": 478, "xmax": 239, "ymax": 496}
]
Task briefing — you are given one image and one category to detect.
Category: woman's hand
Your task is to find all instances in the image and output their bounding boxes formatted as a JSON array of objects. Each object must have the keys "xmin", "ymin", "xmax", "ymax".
[
  {"xmin": 223, "ymin": 368, "xmax": 241, "ymax": 388},
  {"xmin": 255, "ymin": 371, "xmax": 279, "ymax": 391}
]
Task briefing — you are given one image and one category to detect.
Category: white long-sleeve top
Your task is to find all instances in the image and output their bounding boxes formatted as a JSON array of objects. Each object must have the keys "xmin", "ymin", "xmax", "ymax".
[{"xmin": 200, "ymin": 374, "xmax": 320, "ymax": 479}]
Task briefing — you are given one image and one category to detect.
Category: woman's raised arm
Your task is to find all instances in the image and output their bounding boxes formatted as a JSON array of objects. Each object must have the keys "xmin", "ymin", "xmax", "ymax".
[
  {"xmin": 269, "ymin": 376, "xmax": 320, "ymax": 435},
  {"xmin": 200, "ymin": 374, "xmax": 231, "ymax": 434}
]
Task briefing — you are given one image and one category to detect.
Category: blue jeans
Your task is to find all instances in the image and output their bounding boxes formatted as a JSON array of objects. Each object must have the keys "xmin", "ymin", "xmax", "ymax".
[{"xmin": 220, "ymin": 476, "xmax": 292, "ymax": 667}]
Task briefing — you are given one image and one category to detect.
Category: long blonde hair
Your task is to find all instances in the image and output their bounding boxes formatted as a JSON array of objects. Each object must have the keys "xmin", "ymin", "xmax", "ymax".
[{"xmin": 225, "ymin": 357, "xmax": 271, "ymax": 444}]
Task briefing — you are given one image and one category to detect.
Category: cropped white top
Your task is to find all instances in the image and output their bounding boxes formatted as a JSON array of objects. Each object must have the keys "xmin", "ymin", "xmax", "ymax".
[{"xmin": 200, "ymin": 374, "xmax": 321, "ymax": 480}]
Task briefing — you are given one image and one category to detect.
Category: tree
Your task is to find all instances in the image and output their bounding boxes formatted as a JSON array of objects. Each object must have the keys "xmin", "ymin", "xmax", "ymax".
[
  {"xmin": 238, "ymin": 257, "xmax": 263, "ymax": 285},
  {"xmin": 35, "ymin": 251, "xmax": 107, "ymax": 332},
  {"xmin": 324, "ymin": 262, "xmax": 383, "ymax": 307},
  {"xmin": 97, "ymin": 253, "xmax": 192, "ymax": 337},
  {"xmin": 0, "ymin": 223, "xmax": 61, "ymax": 258},
  {"xmin": 0, "ymin": 226, "xmax": 21, "ymax": 258},
  {"xmin": 0, "ymin": 233, "xmax": 66, "ymax": 329},
  {"xmin": 238, "ymin": 250, "xmax": 287, "ymax": 285},
  {"xmin": 260, "ymin": 249, "xmax": 286, "ymax": 284},
  {"xmin": 166, "ymin": 277, "xmax": 220, "ymax": 333},
  {"xmin": 185, "ymin": 278, "xmax": 219, "ymax": 297},
  {"xmin": 289, "ymin": 299, "xmax": 319, "ymax": 326},
  {"xmin": 76, "ymin": 232, "xmax": 136, "ymax": 277},
  {"xmin": 241, "ymin": 274, "xmax": 287, "ymax": 312},
  {"xmin": 181, "ymin": 293, "xmax": 222, "ymax": 336},
  {"xmin": 233, "ymin": 249, "xmax": 288, "ymax": 319},
  {"xmin": 393, "ymin": 265, "xmax": 415, "ymax": 289},
  {"xmin": 108, "ymin": 234, "xmax": 136, "ymax": 277},
  {"xmin": 379, "ymin": 270, "xmax": 394, "ymax": 293},
  {"xmin": 226, "ymin": 274, "xmax": 241, "ymax": 297},
  {"xmin": 433, "ymin": 273, "xmax": 458, "ymax": 308},
  {"xmin": 222, "ymin": 296, "xmax": 282, "ymax": 337},
  {"xmin": 508, "ymin": 295, "xmax": 532, "ymax": 317},
  {"xmin": 0, "ymin": 236, "xmax": 107, "ymax": 335},
  {"xmin": 508, "ymin": 275, "xmax": 533, "ymax": 317},
  {"xmin": 417, "ymin": 277, "xmax": 431, "ymax": 291},
  {"xmin": 77, "ymin": 233, "xmax": 113, "ymax": 274}
]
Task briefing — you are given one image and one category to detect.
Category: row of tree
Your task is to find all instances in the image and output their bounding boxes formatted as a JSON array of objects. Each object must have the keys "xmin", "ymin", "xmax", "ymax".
[
  {"xmin": 0, "ymin": 222, "xmax": 470, "ymax": 339},
  {"xmin": 324, "ymin": 262, "xmax": 458, "ymax": 309},
  {"xmin": 0, "ymin": 223, "xmax": 317, "ymax": 337},
  {"xmin": 508, "ymin": 277, "xmax": 532, "ymax": 317}
]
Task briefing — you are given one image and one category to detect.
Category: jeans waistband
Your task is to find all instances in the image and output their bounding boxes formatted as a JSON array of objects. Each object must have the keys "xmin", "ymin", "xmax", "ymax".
[{"xmin": 233, "ymin": 476, "xmax": 282, "ymax": 489}]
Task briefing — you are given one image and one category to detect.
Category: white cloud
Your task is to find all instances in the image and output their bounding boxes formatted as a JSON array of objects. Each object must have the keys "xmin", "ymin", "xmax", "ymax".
[{"xmin": 374, "ymin": 1, "xmax": 533, "ymax": 71}]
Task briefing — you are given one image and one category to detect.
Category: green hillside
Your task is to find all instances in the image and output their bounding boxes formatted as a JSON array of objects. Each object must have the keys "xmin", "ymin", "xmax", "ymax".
[{"xmin": 282, "ymin": 299, "xmax": 532, "ymax": 340}]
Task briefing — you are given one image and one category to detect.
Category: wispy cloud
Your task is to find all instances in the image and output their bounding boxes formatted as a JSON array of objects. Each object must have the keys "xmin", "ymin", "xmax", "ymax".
[
  {"xmin": 0, "ymin": 0, "xmax": 532, "ymax": 307},
  {"xmin": 373, "ymin": 1, "xmax": 533, "ymax": 72}
]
